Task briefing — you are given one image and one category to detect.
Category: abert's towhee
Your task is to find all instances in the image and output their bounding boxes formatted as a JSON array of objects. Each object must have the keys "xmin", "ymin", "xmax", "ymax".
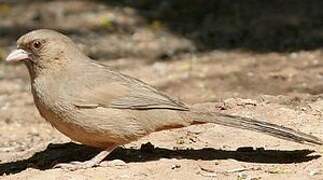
[{"xmin": 6, "ymin": 29, "xmax": 322, "ymax": 169}]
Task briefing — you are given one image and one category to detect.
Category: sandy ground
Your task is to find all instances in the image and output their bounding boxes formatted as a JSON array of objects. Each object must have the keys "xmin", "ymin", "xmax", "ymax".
[{"xmin": 0, "ymin": 1, "xmax": 323, "ymax": 179}]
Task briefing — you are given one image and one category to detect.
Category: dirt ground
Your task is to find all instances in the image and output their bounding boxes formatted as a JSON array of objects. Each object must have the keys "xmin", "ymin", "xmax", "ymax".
[{"xmin": 0, "ymin": 1, "xmax": 323, "ymax": 179}]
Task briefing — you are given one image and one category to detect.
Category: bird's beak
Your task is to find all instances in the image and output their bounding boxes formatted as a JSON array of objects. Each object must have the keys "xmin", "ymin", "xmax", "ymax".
[{"xmin": 6, "ymin": 49, "xmax": 31, "ymax": 63}]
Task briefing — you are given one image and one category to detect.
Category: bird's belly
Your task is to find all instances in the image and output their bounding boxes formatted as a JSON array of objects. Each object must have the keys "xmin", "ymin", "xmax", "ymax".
[
  {"xmin": 36, "ymin": 103, "xmax": 149, "ymax": 148},
  {"xmin": 50, "ymin": 118, "xmax": 118, "ymax": 148}
]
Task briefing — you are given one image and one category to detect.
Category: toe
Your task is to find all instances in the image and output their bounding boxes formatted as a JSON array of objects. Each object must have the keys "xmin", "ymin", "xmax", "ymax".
[
  {"xmin": 99, "ymin": 159, "xmax": 127, "ymax": 168},
  {"xmin": 53, "ymin": 163, "xmax": 76, "ymax": 170}
]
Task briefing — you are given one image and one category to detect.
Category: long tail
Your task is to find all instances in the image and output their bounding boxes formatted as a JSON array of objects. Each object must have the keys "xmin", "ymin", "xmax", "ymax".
[{"xmin": 189, "ymin": 111, "xmax": 323, "ymax": 146}]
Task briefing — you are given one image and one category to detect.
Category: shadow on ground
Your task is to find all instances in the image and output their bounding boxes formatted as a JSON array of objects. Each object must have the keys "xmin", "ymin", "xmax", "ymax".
[{"xmin": 0, "ymin": 142, "xmax": 320, "ymax": 175}]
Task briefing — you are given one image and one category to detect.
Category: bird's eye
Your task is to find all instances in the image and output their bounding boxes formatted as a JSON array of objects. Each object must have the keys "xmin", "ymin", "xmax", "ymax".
[{"xmin": 32, "ymin": 41, "xmax": 41, "ymax": 49}]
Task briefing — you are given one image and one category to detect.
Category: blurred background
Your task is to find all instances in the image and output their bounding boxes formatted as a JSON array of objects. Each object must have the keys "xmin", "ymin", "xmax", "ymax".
[
  {"xmin": 1, "ymin": 0, "xmax": 323, "ymax": 103},
  {"xmin": 1, "ymin": 1, "xmax": 323, "ymax": 179}
]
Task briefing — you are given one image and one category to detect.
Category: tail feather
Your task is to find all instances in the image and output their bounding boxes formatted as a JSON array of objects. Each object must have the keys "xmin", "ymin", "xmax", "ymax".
[{"xmin": 191, "ymin": 111, "xmax": 323, "ymax": 146}]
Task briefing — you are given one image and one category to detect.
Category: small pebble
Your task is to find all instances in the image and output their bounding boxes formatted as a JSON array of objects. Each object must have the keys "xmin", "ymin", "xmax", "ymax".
[
  {"xmin": 171, "ymin": 164, "xmax": 181, "ymax": 169},
  {"xmin": 238, "ymin": 172, "xmax": 248, "ymax": 180},
  {"xmin": 309, "ymin": 169, "xmax": 321, "ymax": 176}
]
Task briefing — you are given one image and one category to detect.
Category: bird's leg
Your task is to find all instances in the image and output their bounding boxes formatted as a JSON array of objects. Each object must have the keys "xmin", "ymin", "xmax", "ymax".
[{"xmin": 53, "ymin": 145, "xmax": 119, "ymax": 170}]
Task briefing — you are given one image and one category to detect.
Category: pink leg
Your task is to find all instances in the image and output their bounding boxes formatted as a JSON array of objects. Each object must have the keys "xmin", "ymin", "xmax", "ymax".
[{"xmin": 53, "ymin": 145, "xmax": 119, "ymax": 170}]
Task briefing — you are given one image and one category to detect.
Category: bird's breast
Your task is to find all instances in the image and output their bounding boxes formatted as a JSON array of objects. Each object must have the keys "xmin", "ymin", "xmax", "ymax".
[{"xmin": 31, "ymin": 77, "xmax": 71, "ymax": 124}]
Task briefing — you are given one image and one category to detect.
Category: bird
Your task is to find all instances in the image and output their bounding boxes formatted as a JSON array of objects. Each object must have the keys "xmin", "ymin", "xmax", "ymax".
[{"xmin": 5, "ymin": 29, "xmax": 322, "ymax": 170}]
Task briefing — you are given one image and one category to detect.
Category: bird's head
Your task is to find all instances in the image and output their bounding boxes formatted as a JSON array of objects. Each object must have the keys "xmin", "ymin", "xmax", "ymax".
[{"xmin": 6, "ymin": 29, "xmax": 85, "ymax": 74}]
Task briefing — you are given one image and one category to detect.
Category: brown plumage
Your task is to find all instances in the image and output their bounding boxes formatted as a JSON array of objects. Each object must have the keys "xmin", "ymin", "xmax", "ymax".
[{"xmin": 6, "ymin": 29, "xmax": 322, "ymax": 169}]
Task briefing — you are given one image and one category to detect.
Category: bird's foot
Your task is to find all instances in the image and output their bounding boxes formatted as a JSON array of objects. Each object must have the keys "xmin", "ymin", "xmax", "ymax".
[
  {"xmin": 53, "ymin": 160, "xmax": 99, "ymax": 170},
  {"xmin": 53, "ymin": 146, "xmax": 119, "ymax": 170},
  {"xmin": 54, "ymin": 159, "xmax": 127, "ymax": 170}
]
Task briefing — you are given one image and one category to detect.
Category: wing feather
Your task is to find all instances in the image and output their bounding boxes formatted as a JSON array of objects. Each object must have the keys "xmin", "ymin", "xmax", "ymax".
[{"xmin": 71, "ymin": 66, "xmax": 189, "ymax": 111}]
